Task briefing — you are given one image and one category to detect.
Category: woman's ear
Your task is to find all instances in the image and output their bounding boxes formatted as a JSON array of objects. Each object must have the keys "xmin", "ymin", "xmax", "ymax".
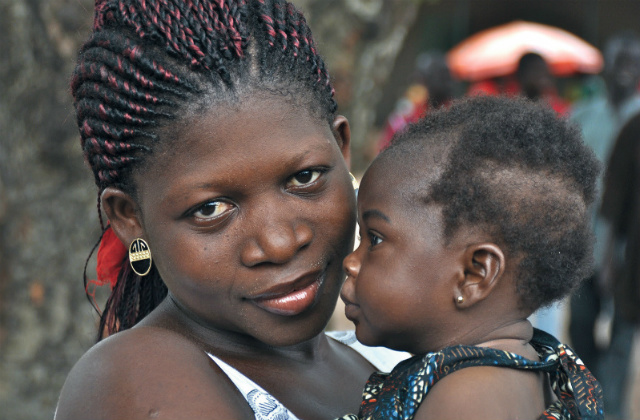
[
  {"xmin": 101, "ymin": 187, "xmax": 143, "ymax": 246},
  {"xmin": 454, "ymin": 243, "xmax": 505, "ymax": 308},
  {"xmin": 332, "ymin": 115, "xmax": 351, "ymax": 170}
]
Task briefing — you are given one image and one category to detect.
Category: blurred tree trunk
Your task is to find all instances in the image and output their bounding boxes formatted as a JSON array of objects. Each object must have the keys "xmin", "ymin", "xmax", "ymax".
[
  {"xmin": 0, "ymin": 1, "xmax": 420, "ymax": 418},
  {"xmin": 294, "ymin": 0, "xmax": 423, "ymax": 173},
  {"xmin": 0, "ymin": 1, "xmax": 97, "ymax": 419}
]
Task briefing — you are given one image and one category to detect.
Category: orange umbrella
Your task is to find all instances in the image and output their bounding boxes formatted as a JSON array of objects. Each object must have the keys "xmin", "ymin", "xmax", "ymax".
[{"xmin": 447, "ymin": 21, "xmax": 603, "ymax": 81}]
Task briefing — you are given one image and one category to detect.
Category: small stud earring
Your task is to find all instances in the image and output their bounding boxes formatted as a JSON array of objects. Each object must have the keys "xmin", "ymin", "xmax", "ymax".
[
  {"xmin": 129, "ymin": 238, "xmax": 152, "ymax": 276},
  {"xmin": 456, "ymin": 296, "xmax": 464, "ymax": 304}
]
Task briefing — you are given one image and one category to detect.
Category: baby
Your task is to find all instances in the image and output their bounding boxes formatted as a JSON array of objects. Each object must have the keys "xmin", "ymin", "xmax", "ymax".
[{"xmin": 340, "ymin": 96, "xmax": 604, "ymax": 420}]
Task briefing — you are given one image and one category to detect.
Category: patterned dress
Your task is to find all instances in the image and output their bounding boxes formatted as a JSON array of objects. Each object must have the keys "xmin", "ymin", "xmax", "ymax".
[{"xmin": 339, "ymin": 329, "xmax": 603, "ymax": 420}]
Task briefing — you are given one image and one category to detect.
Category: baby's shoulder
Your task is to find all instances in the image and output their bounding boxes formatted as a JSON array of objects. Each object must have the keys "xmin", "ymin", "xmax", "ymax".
[
  {"xmin": 416, "ymin": 363, "xmax": 546, "ymax": 420},
  {"xmin": 54, "ymin": 326, "xmax": 253, "ymax": 420}
]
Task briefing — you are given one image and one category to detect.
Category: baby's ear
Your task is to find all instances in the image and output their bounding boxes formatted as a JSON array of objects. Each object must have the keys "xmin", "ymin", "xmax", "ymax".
[
  {"xmin": 101, "ymin": 187, "xmax": 144, "ymax": 246},
  {"xmin": 454, "ymin": 243, "xmax": 505, "ymax": 308}
]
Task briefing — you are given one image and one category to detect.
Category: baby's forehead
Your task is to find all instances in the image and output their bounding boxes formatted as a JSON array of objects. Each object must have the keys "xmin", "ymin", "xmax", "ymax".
[
  {"xmin": 358, "ymin": 158, "xmax": 441, "ymax": 222},
  {"xmin": 364, "ymin": 145, "xmax": 445, "ymax": 191}
]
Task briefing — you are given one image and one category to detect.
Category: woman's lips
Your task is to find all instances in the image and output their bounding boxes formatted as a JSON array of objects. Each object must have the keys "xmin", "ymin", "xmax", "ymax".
[{"xmin": 252, "ymin": 277, "xmax": 322, "ymax": 316}]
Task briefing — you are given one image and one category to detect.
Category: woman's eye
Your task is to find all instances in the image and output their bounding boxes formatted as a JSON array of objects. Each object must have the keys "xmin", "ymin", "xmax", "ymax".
[
  {"xmin": 287, "ymin": 169, "xmax": 322, "ymax": 187},
  {"xmin": 192, "ymin": 201, "xmax": 234, "ymax": 220},
  {"xmin": 368, "ymin": 232, "xmax": 383, "ymax": 247}
]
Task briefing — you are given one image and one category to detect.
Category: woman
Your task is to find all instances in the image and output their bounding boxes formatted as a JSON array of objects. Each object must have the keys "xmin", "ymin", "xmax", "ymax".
[{"xmin": 55, "ymin": 1, "xmax": 406, "ymax": 419}]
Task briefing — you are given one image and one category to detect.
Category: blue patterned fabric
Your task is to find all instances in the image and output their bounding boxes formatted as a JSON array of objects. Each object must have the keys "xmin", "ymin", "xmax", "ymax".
[{"xmin": 339, "ymin": 329, "xmax": 604, "ymax": 420}]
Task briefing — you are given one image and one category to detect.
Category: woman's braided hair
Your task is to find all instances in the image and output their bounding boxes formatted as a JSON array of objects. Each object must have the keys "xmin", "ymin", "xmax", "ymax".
[{"xmin": 72, "ymin": 0, "xmax": 337, "ymax": 340}]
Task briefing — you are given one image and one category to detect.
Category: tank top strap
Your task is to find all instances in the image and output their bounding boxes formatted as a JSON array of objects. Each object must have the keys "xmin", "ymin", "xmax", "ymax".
[
  {"xmin": 206, "ymin": 352, "xmax": 300, "ymax": 420},
  {"xmin": 206, "ymin": 331, "xmax": 410, "ymax": 420}
]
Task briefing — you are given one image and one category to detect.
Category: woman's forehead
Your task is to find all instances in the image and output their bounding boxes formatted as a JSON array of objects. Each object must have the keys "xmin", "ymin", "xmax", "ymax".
[
  {"xmin": 156, "ymin": 95, "xmax": 331, "ymax": 155},
  {"xmin": 136, "ymin": 97, "xmax": 339, "ymax": 194}
]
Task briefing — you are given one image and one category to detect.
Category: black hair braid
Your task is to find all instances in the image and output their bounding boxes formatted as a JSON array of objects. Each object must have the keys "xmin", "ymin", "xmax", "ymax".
[
  {"xmin": 138, "ymin": 268, "xmax": 165, "ymax": 319},
  {"xmin": 253, "ymin": 0, "xmax": 336, "ymax": 115},
  {"xmin": 72, "ymin": 45, "xmax": 196, "ymax": 100},
  {"xmin": 97, "ymin": 263, "xmax": 166, "ymax": 340},
  {"xmin": 118, "ymin": 0, "xmax": 248, "ymax": 83},
  {"xmin": 117, "ymin": 267, "xmax": 140, "ymax": 327},
  {"xmin": 75, "ymin": 83, "xmax": 174, "ymax": 119},
  {"xmin": 272, "ymin": 1, "xmax": 288, "ymax": 52}
]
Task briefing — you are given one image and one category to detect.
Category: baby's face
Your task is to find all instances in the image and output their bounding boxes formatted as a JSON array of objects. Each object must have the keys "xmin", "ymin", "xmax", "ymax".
[{"xmin": 340, "ymin": 159, "xmax": 464, "ymax": 354}]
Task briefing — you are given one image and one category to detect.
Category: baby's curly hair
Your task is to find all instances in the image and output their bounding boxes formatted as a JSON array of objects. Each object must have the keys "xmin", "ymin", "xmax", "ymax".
[{"xmin": 384, "ymin": 96, "xmax": 600, "ymax": 312}]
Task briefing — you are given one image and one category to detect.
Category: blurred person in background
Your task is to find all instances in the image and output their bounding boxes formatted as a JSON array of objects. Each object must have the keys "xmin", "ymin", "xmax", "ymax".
[
  {"xmin": 377, "ymin": 52, "xmax": 455, "ymax": 152},
  {"xmin": 467, "ymin": 52, "xmax": 569, "ymax": 117},
  {"xmin": 466, "ymin": 75, "xmax": 519, "ymax": 97},
  {"xmin": 568, "ymin": 31, "xmax": 640, "ymax": 419},
  {"xmin": 598, "ymin": 113, "xmax": 640, "ymax": 420},
  {"xmin": 597, "ymin": 106, "xmax": 640, "ymax": 420},
  {"xmin": 515, "ymin": 52, "xmax": 571, "ymax": 115}
]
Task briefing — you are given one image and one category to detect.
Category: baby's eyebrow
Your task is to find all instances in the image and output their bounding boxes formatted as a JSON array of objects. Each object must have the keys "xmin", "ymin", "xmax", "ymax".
[{"xmin": 362, "ymin": 209, "xmax": 390, "ymax": 224}]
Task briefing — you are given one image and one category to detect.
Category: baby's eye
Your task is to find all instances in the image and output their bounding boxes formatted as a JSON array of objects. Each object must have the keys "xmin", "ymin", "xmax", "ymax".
[
  {"xmin": 192, "ymin": 201, "xmax": 234, "ymax": 221},
  {"xmin": 368, "ymin": 232, "xmax": 383, "ymax": 247},
  {"xmin": 287, "ymin": 169, "xmax": 323, "ymax": 187}
]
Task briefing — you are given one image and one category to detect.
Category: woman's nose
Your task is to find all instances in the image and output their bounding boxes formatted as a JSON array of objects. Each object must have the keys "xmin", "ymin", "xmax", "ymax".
[{"xmin": 241, "ymin": 218, "xmax": 313, "ymax": 266}]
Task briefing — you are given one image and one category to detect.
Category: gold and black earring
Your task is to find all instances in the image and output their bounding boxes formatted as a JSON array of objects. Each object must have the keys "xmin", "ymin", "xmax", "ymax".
[{"xmin": 129, "ymin": 238, "xmax": 152, "ymax": 276}]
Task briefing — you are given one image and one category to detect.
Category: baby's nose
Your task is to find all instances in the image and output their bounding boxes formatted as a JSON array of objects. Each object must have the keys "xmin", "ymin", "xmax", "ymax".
[{"xmin": 342, "ymin": 248, "xmax": 360, "ymax": 280}]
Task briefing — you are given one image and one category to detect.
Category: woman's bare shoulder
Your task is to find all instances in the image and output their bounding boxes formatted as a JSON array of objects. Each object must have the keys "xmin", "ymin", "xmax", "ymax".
[
  {"xmin": 414, "ymin": 365, "xmax": 546, "ymax": 420},
  {"xmin": 54, "ymin": 326, "xmax": 254, "ymax": 420}
]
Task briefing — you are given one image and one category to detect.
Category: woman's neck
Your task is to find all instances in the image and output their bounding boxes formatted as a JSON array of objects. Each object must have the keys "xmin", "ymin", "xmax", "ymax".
[{"xmin": 139, "ymin": 295, "xmax": 330, "ymax": 362}]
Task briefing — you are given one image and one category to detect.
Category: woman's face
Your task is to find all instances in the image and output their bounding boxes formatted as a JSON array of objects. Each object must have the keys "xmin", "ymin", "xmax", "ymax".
[{"xmin": 132, "ymin": 95, "xmax": 356, "ymax": 346}]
